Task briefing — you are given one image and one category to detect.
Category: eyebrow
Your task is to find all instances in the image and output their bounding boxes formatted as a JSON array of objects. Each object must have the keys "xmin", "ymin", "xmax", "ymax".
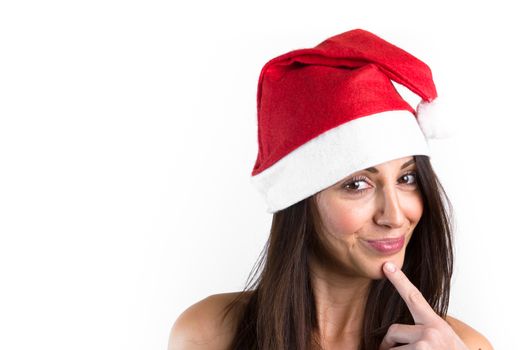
[{"xmin": 363, "ymin": 158, "xmax": 415, "ymax": 174}]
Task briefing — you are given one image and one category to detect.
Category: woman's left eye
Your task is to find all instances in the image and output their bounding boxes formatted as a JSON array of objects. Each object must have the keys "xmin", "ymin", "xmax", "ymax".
[{"xmin": 400, "ymin": 172, "xmax": 418, "ymax": 185}]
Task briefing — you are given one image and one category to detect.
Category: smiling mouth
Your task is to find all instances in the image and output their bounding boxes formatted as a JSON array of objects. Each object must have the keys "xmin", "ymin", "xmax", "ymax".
[
  {"xmin": 364, "ymin": 235, "xmax": 405, "ymax": 254},
  {"xmin": 366, "ymin": 235, "xmax": 404, "ymax": 242}
]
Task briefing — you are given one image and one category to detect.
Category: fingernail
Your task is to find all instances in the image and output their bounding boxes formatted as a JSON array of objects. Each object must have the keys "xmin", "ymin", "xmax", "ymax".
[{"xmin": 385, "ymin": 262, "xmax": 396, "ymax": 272}]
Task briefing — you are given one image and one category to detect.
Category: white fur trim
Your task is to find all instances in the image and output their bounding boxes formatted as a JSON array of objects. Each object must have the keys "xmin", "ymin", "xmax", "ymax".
[
  {"xmin": 416, "ymin": 98, "xmax": 455, "ymax": 139},
  {"xmin": 251, "ymin": 110, "xmax": 431, "ymax": 213}
]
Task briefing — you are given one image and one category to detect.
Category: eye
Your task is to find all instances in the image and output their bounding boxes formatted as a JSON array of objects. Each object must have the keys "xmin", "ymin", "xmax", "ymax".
[
  {"xmin": 400, "ymin": 171, "xmax": 418, "ymax": 186},
  {"xmin": 342, "ymin": 176, "xmax": 371, "ymax": 194},
  {"xmin": 342, "ymin": 171, "xmax": 418, "ymax": 194}
]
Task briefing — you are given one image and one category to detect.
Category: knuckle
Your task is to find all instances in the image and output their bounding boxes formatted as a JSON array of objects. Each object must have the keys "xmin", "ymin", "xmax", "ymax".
[
  {"xmin": 408, "ymin": 289, "xmax": 424, "ymax": 304},
  {"xmin": 395, "ymin": 270, "xmax": 407, "ymax": 282},
  {"xmin": 386, "ymin": 323, "xmax": 400, "ymax": 336},
  {"xmin": 414, "ymin": 340, "xmax": 430, "ymax": 350},
  {"xmin": 389, "ymin": 323, "xmax": 400, "ymax": 332},
  {"xmin": 422, "ymin": 327, "xmax": 440, "ymax": 340}
]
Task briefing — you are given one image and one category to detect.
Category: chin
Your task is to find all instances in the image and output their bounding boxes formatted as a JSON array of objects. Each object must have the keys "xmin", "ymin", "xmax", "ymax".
[{"xmin": 369, "ymin": 254, "xmax": 406, "ymax": 280}]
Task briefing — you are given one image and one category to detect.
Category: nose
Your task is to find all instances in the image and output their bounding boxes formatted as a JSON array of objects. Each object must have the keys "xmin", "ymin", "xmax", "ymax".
[{"xmin": 373, "ymin": 183, "xmax": 405, "ymax": 228}]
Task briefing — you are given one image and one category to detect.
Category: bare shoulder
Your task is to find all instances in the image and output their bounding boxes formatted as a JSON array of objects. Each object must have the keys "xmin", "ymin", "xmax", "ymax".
[
  {"xmin": 445, "ymin": 315, "xmax": 494, "ymax": 350},
  {"xmin": 167, "ymin": 291, "xmax": 247, "ymax": 350}
]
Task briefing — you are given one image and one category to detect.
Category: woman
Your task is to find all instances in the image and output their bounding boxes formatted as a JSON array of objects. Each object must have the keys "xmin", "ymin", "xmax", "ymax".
[{"xmin": 169, "ymin": 29, "xmax": 493, "ymax": 349}]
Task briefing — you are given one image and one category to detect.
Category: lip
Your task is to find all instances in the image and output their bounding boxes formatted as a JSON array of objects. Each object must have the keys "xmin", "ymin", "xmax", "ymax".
[{"xmin": 365, "ymin": 235, "xmax": 405, "ymax": 255}]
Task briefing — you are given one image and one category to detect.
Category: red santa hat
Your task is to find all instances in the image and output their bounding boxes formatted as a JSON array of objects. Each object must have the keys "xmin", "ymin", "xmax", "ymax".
[{"xmin": 250, "ymin": 28, "xmax": 448, "ymax": 213}]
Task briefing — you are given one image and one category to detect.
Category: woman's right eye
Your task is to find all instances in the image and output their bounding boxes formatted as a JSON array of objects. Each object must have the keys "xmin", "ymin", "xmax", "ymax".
[{"xmin": 342, "ymin": 176, "xmax": 371, "ymax": 193}]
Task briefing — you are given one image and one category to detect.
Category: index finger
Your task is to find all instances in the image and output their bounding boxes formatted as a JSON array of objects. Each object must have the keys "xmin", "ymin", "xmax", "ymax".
[{"xmin": 382, "ymin": 261, "xmax": 438, "ymax": 325}]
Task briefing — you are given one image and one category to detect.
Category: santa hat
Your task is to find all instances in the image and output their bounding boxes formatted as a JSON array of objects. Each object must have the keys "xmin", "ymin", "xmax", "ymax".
[{"xmin": 250, "ymin": 28, "xmax": 449, "ymax": 213}]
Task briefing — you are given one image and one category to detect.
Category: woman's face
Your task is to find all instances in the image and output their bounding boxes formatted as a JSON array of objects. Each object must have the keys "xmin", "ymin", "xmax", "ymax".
[{"xmin": 312, "ymin": 156, "xmax": 424, "ymax": 280}]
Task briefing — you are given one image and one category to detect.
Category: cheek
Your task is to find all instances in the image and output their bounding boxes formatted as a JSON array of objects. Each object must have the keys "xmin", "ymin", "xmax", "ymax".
[
  {"xmin": 404, "ymin": 193, "xmax": 424, "ymax": 223},
  {"xmin": 318, "ymin": 198, "xmax": 365, "ymax": 239}
]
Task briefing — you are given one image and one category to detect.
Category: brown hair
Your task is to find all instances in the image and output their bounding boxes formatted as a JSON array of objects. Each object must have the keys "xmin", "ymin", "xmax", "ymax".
[{"xmin": 221, "ymin": 155, "xmax": 455, "ymax": 349}]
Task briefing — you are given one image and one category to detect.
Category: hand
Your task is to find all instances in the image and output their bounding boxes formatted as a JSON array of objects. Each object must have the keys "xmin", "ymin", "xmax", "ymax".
[{"xmin": 378, "ymin": 262, "xmax": 468, "ymax": 350}]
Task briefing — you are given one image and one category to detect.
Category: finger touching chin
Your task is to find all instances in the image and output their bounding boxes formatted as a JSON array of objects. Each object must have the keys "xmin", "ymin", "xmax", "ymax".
[{"xmin": 379, "ymin": 256, "xmax": 405, "ymax": 278}]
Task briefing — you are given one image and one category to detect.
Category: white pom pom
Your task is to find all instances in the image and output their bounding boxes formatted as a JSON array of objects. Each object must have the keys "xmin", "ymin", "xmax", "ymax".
[{"xmin": 416, "ymin": 98, "xmax": 455, "ymax": 140}]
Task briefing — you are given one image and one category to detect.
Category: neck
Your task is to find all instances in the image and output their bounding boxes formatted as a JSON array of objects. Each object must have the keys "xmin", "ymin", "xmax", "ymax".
[{"xmin": 309, "ymin": 258, "xmax": 371, "ymax": 345}]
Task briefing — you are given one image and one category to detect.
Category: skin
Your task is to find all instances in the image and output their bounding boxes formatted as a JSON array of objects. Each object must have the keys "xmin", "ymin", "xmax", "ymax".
[
  {"xmin": 168, "ymin": 155, "xmax": 494, "ymax": 350},
  {"xmin": 309, "ymin": 155, "xmax": 423, "ymax": 348},
  {"xmin": 379, "ymin": 261, "xmax": 476, "ymax": 349}
]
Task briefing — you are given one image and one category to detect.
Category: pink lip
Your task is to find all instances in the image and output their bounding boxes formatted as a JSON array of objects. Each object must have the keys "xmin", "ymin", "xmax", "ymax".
[{"xmin": 365, "ymin": 236, "xmax": 405, "ymax": 255}]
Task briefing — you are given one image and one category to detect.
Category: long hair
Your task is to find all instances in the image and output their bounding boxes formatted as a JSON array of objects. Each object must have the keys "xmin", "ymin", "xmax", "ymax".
[{"xmin": 221, "ymin": 155, "xmax": 455, "ymax": 349}]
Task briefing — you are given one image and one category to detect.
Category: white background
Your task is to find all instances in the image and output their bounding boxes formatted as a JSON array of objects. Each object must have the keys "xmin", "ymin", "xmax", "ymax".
[{"xmin": 0, "ymin": 1, "xmax": 522, "ymax": 349}]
